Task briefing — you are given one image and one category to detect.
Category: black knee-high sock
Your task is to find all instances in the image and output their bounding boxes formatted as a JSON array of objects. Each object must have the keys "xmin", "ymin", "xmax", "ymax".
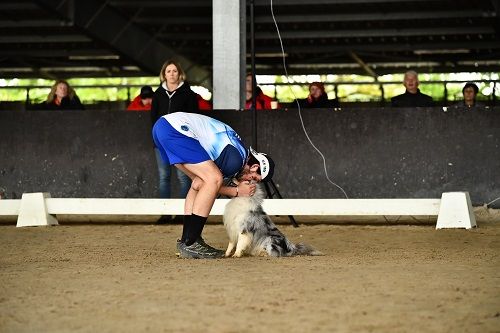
[
  {"xmin": 181, "ymin": 215, "xmax": 190, "ymax": 243},
  {"xmin": 184, "ymin": 214, "xmax": 207, "ymax": 246}
]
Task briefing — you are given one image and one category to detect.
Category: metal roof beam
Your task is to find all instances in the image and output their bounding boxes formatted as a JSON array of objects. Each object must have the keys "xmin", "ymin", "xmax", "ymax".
[
  {"xmin": 0, "ymin": 2, "xmax": 39, "ymax": 10},
  {"xmin": 256, "ymin": 27, "xmax": 495, "ymax": 39},
  {"xmin": 136, "ymin": 10, "xmax": 490, "ymax": 25},
  {"xmin": 254, "ymin": 10, "xmax": 493, "ymax": 23},
  {"xmin": 0, "ymin": 35, "xmax": 91, "ymax": 43},
  {"xmin": 108, "ymin": 0, "xmax": 211, "ymax": 7},
  {"xmin": 133, "ymin": 16, "xmax": 211, "ymax": 25},
  {"xmin": 349, "ymin": 51, "xmax": 378, "ymax": 79},
  {"xmin": 158, "ymin": 26, "xmax": 494, "ymax": 40},
  {"xmin": 34, "ymin": 0, "xmax": 210, "ymax": 86},
  {"xmin": 255, "ymin": 40, "xmax": 499, "ymax": 53},
  {"xmin": 255, "ymin": 0, "xmax": 444, "ymax": 5},
  {"xmin": 0, "ymin": 19, "xmax": 71, "ymax": 28},
  {"xmin": 253, "ymin": 64, "xmax": 500, "ymax": 75},
  {"xmin": 0, "ymin": 49, "xmax": 116, "ymax": 57}
]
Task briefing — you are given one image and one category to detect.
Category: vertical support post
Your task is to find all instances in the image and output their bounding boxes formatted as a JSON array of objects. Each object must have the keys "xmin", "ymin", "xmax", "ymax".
[
  {"xmin": 25, "ymin": 88, "xmax": 31, "ymax": 107},
  {"xmin": 493, "ymin": 81, "xmax": 497, "ymax": 106},
  {"xmin": 212, "ymin": 0, "xmax": 246, "ymax": 109},
  {"xmin": 443, "ymin": 82, "xmax": 448, "ymax": 104},
  {"xmin": 250, "ymin": 0, "xmax": 257, "ymax": 148},
  {"xmin": 379, "ymin": 83, "xmax": 385, "ymax": 106}
]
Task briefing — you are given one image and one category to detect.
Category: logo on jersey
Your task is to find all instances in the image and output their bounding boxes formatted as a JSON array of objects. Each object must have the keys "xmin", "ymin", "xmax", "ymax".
[{"xmin": 181, "ymin": 125, "xmax": 189, "ymax": 131}]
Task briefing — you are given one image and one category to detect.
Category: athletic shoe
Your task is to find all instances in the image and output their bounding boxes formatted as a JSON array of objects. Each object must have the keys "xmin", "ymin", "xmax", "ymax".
[
  {"xmin": 196, "ymin": 237, "xmax": 225, "ymax": 256},
  {"xmin": 176, "ymin": 239, "xmax": 224, "ymax": 259}
]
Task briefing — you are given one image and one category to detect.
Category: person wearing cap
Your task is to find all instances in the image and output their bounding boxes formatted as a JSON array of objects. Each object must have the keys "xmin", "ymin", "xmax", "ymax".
[
  {"xmin": 126, "ymin": 86, "xmax": 154, "ymax": 111},
  {"xmin": 152, "ymin": 111, "xmax": 275, "ymax": 259},
  {"xmin": 454, "ymin": 82, "xmax": 484, "ymax": 108}
]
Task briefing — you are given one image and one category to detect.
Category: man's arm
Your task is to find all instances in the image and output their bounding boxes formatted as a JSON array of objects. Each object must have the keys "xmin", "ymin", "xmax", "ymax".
[{"xmin": 218, "ymin": 181, "xmax": 256, "ymax": 197}]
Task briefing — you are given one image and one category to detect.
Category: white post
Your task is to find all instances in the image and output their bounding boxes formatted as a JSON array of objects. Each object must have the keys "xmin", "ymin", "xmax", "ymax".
[
  {"xmin": 436, "ymin": 192, "xmax": 477, "ymax": 229},
  {"xmin": 212, "ymin": 0, "xmax": 246, "ymax": 109},
  {"xmin": 17, "ymin": 193, "xmax": 59, "ymax": 227}
]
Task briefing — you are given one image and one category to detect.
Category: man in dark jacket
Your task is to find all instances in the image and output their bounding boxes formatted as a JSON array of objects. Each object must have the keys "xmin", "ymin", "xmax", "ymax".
[{"xmin": 391, "ymin": 70, "xmax": 433, "ymax": 107}]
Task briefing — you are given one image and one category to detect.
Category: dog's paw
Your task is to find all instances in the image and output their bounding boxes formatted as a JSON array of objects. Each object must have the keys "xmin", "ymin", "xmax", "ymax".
[
  {"xmin": 232, "ymin": 251, "xmax": 244, "ymax": 258},
  {"xmin": 224, "ymin": 242, "xmax": 236, "ymax": 257}
]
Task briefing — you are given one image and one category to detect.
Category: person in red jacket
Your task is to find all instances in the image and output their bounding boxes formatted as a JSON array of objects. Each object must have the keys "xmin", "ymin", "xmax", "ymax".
[
  {"xmin": 244, "ymin": 73, "xmax": 274, "ymax": 110},
  {"xmin": 127, "ymin": 86, "xmax": 153, "ymax": 111},
  {"xmin": 196, "ymin": 93, "xmax": 212, "ymax": 111}
]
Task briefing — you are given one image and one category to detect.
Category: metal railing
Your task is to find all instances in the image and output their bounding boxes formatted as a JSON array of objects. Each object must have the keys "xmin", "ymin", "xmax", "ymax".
[{"xmin": 0, "ymin": 80, "xmax": 498, "ymax": 105}]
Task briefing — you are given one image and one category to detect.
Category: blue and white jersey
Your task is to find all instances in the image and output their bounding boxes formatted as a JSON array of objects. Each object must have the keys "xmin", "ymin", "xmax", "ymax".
[
  {"xmin": 163, "ymin": 112, "xmax": 245, "ymax": 160},
  {"xmin": 158, "ymin": 112, "xmax": 248, "ymax": 178}
]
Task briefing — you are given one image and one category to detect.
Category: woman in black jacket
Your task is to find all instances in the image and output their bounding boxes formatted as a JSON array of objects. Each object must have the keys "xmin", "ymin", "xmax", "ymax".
[
  {"xmin": 151, "ymin": 60, "xmax": 199, "ymax": 123},
  {"xmin": 151, "ymin": 60, "xmax": 199, "ymax": 223}
]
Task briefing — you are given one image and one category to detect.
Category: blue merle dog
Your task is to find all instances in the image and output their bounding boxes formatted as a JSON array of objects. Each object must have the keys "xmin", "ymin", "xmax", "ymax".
[{"xmin": 223, "ymin": 183, "xmax": 323, "ymax": 257}]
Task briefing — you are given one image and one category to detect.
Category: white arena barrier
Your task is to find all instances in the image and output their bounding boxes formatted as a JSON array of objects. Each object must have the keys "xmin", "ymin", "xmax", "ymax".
[{"xmin": 0, "ymin": 192, "xmax": 476, "ymax": 229}]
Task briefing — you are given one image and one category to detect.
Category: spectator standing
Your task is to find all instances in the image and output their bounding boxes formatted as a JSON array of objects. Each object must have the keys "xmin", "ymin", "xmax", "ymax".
[
  {"xmin": 37, "ymin": 80, "xmax": 84, "ymax": 110},
  {"xmin": 245, "ymin": 73, "xmax": 273, "ymax": 109},
  {"xmin": 127, "ymin": 86, "xmax": 153, "ymax": 111},
  {"xmin": 299, "ymin": 82, "xmax": 339, "ymax": 108},
  {"xmin": 391, "ymin": 70, "xmax": 433, "ymax": 107},
  {"xmin": 454, "ymin": 82, "xmax": 484, "ymax": 108},
  {"xmin": 151, "ymin": 59, "xmax": 199, "ymax": 223}
]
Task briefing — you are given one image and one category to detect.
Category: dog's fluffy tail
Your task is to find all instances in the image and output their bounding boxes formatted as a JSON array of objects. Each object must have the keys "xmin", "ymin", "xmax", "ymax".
[{"xmin": 292, "ymin": 243, "xmax": 324, "ymax": 256}]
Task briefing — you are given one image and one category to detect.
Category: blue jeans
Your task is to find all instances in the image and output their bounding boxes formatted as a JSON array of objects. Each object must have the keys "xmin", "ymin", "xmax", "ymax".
[{"xmin": 154, "ymin": 148, "xmax": 191, "ymax": 198}]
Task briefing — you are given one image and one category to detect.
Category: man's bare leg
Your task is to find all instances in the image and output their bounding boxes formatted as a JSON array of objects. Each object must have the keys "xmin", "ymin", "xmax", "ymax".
[
  {"xmin": 174, "ymin": 161, "xmax": 225, "ymax": 258},
  {"xmin": 176, "ymin": 161, "xmax": 222, "ymax": 217}
]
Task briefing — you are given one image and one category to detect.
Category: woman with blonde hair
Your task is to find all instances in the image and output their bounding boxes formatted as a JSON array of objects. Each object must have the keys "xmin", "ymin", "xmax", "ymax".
[
  {"xmin": 39, "ymin": 80, "xmax": 84, "ymax": 110},
  {"xmin": 150, "ymin": 59, "xmax": 199, "ymax": 223}
]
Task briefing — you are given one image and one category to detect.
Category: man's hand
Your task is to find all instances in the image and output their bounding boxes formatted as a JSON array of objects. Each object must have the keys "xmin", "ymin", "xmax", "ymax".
[{"xmin": 236, "ymin": 180, "xmax": 256, "ymax": 197}]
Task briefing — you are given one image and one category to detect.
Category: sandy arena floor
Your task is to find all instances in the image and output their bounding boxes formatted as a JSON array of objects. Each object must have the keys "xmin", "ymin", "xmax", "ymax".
[{"xmin": 0, "ymin": 218, "xmax": 499, "ymax": 333}]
